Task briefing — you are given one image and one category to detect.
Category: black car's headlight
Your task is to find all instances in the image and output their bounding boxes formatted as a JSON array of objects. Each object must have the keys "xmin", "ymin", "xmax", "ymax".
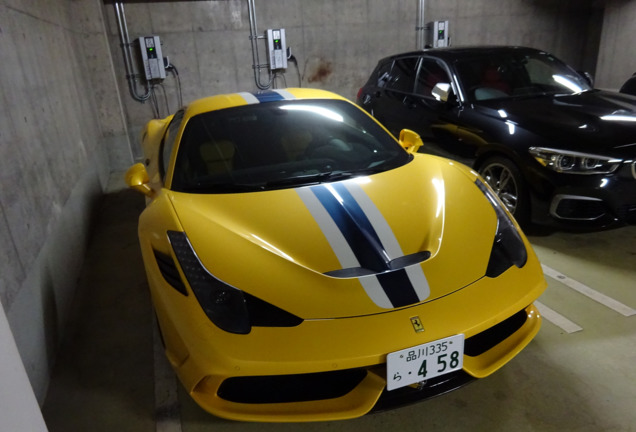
[
  {"xmin": 529, "ymin": 147, "xmax": 622, "ymax": 175},
  {"xmin": 475, "ymin": 179, "xmax": 528, "ymax": 278},
  {"xmin": 166, "ymin": 231, "xmax": 302, "ymax": 334}
]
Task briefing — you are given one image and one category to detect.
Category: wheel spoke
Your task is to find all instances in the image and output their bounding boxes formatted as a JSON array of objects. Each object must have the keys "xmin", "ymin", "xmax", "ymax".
[
  {"xmin": 499, "ymin": 170, "xmax": 511, "ymax": 190},
  {"xmin": 480, "ymin": 162, "xmax": 518, "ymax": 213}
]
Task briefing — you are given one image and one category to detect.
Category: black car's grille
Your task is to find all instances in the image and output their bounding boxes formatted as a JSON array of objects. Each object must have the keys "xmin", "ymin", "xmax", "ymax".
[
  {"xmin": 217, "ymin": 369, "xmax": 368, "ymax": 404},
  {"xmin": 464, "ymin": 309, "xmax": 528, "ymax": 357},
  {"xmin": 153, "ymin": 250, "xmax": 188, "ymax": 295}
]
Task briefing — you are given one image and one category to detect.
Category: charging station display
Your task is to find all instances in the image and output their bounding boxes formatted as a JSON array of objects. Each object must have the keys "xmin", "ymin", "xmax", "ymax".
[
  {"xmin": 138, "ymin": 36, "xmax": 166, "ymax": 81},
  {"xmin": 266, "ymin": 29, "xmax": 287, "ymax": 71},
  {"xmin": 427, "ymin": 21, "xmax": 450, "ymax": 48}
]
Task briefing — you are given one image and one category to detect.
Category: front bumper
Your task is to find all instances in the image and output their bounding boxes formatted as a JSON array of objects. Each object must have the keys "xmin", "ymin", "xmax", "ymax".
[
  {"xmin": 152, "ymin": 257, "xmax": 545, "ymax": 422},
  {"xmin": 528, "ymin": 162, "xmax": 636, "ymax": 228}
]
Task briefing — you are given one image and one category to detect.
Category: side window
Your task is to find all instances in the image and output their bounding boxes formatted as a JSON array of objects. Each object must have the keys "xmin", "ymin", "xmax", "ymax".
[
  {"xmin": 386, "ymin": 57, "xmax": 419, "ymax": 93},
  {"xmin": 415, "ymin": 59, "xmax": 450, "ymax": 97},
  {"xmin": 160, "ymin": 110, "xmax": 184, "ymax": 181},
  {"xmin": 376, "ymin": 60, "xmax": 394, "ymax": 88}
]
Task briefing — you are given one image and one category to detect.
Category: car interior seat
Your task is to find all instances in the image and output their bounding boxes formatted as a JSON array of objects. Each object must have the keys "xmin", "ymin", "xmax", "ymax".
[
  {"xmin": 199, "ymin": 140, "xmax": 235, "ymax": 175},
  {"xmin": 474, "ymin": 65, "xmax": 511, "ymax": 100},
  {"xmin": 280, "ymin": 129, "xmax": 313, "ymax": 161}
]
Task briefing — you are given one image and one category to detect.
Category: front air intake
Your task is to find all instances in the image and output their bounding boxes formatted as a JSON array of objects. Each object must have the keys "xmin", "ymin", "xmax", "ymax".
[{"xmin": 550, "ymin": 195, "xmax": 606, "ymax": 221}]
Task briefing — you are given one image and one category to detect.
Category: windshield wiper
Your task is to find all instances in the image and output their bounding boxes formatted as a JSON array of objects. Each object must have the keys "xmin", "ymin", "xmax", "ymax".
[
  {"xmin": 265, "ymin": 171, "xmax": 357, "ymax": 188},
  {"xmin": 182, "ymin": 167, "xmax": 391, "ymax": 193},
  {"xmin": 183, "ymin": 181, "xmax": 265, "ymax": 193}
]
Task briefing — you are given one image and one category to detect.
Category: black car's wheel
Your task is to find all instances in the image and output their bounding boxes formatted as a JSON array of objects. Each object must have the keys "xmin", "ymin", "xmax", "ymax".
[{"xmin": 478, "ymin": 156, "xmax": 529, "ymax": 225}]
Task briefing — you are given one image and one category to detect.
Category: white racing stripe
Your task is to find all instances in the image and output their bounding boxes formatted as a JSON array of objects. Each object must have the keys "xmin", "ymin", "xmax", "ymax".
[
  {"xmin": 237, "ymin": 92, "xmax": 260, "ymax": 104},
  {"xmin": 296, "ymin": 186, "xmax": 360, "ymax": 269},
  {"xmin": 297, "ymin": 186, "xmax": 394, "ymax": 309},
  {"xmin": 534, "ymin": 300, "xmax": 583, "ymax": 333},
  {"xmin": 345, "ymin": 181, "xmax": 405, "ymax": 258},
  {"xmin": 542, "ymin": 264, "xmax": 636, "ymax": 317},
  {"xmin": 342, "ymin": 181, "xmax": 431, "ymax": 301}
]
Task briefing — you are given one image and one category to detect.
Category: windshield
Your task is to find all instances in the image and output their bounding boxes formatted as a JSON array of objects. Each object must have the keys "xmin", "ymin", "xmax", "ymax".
[
  {"xmin": 171, "ymin": 99, "xmax": 410, "ymax": 193},
  {"xmin": 455, "ymin": 51, "xmax": 593, "ymax": 101}
]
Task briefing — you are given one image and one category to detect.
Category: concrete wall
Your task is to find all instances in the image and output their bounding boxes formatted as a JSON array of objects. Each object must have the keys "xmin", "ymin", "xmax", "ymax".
[
  {"xmin": 0, "ymin": 0, "xmax": 122, "ymax": 405},
  {"xmin": 426, "ymin": 0, "xmax": 603, "ymax": 74},
  {"xmin": 102, "ymin": 0, "xmax": 417, "ymax": 160},
  {"xmin": 595, "ymin": 0, "xmax": 636, "ymax": 90},
  {"xmin": 102, "ymin": 0, "xmax": 605, "ymax": 162}
]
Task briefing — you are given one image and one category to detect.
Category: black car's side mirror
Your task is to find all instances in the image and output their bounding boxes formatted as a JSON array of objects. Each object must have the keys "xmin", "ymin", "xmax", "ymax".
[
  {"xmin": 432, "ymin": 83, "xmax": 453, "ymax": 102},
  {"xmin": 578, "ymin": 71, "xmax": 594, "ymax": 87}
]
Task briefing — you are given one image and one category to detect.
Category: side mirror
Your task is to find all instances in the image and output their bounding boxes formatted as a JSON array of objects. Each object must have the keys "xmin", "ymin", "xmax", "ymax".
[
  {"xmin": 399, "ymin": 129, "xmax": 423, "ymax": 154},
  {"xmin": 578, "ymin": 71, "xmax": 594, "ymax": 87},
  {"xmin": 125, "ymin": 163, "xmax": 154, "ymax": 197},
  {"xmin": 432, "ymin": 82, "xmax": 452, "ymax": 102}
]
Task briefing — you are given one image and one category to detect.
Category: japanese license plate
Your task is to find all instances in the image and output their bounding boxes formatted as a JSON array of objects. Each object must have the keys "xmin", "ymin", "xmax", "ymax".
[{"xmin": 386, "ymin": 334, "xmax": 464, "ymax": 391}]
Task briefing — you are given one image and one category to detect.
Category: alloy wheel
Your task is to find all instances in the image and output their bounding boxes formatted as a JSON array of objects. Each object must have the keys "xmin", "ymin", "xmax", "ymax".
[{"xmin": 480, "ymin": 162, "xmax": 519, "ymax": 215}]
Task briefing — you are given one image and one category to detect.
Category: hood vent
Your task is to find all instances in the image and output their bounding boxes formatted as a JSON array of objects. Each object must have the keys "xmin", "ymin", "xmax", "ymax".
[{"xmin": 324, "ymin": 251, "xmax": 432, "ymax": 278}]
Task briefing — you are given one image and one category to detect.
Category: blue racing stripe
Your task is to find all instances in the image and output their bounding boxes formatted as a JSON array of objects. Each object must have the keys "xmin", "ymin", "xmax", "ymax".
[
  {"xmin": 253, "ymin": 91, "xmax": 285, "ymax": 103},
  {"xmin": 310, "ymin": 183, "xmax": 422, "ymax": 308},
  {"xmin": 311, "ymin": 185, "xmax": 389, "ymax": 272},
  {"xmin": 377, "ymin": 269, "xmax": 421, "ymax": 308}
]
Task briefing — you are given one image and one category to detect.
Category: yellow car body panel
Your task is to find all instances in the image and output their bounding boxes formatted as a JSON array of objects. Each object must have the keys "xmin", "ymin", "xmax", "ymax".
[
  {"xmin": 166, "ymin": 157, "xmax": 497, "ymax": 318},
  {"xmin": 127, "ymin": 88, "xmax": 546, "ymax": 422}
]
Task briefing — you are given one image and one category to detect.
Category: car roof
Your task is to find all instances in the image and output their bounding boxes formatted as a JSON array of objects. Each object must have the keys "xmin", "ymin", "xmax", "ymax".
[
  {"xmin": 378, "ymin": 45, "xmax": 546, "ymax": 63},
  {"xmin": 184, "ymin": 88, "xmax": 348, "ymax": 118}
]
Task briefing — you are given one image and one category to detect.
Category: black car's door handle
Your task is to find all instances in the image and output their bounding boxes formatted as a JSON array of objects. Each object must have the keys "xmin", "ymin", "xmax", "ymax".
[{"xmin": 402, "ymin": 96, "xmax": 418, "ymax": 109}]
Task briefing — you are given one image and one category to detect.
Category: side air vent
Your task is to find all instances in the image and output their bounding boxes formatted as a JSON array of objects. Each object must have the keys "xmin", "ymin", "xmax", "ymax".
[{"xmin": 153, "ymin": 250, "xmax": 188, "ymax": 296}]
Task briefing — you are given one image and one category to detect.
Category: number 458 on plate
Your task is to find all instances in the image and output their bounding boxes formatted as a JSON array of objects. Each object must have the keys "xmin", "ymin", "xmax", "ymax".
[{"xmin": 386, "ymin": 334, "xmax": 464, "ymax": 391}]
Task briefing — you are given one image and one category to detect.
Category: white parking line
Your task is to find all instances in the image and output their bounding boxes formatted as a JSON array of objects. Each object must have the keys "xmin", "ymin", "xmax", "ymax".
[
  {"xmin": 534, "ymin": 300, "xmax": 583, "ymax": 333},
  {"xmin": 534, "ymin": 301, "xmax": 583, "ymax": 333},
  {"xmin": 542, "ymin": 264, "xmax": 636, "ymax": 317},
  {"xmin": 153, "ymin": 318, "xmax": 182, "ymax": 432}
]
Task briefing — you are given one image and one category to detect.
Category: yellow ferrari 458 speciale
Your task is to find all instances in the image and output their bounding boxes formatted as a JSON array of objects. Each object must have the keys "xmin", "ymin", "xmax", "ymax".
[{"xmin": 125, "ymin": 88, "xmax": 546, "ymax": 422}]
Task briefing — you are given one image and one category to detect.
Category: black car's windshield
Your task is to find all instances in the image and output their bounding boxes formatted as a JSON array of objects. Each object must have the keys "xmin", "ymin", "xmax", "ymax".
[
  {"xmin": 171, "ymin": 99, "xmax": 409, "ymax": 193},
  {"xmin": 455, "ymin": 51, "xmax": 593, "ymax": 102}
]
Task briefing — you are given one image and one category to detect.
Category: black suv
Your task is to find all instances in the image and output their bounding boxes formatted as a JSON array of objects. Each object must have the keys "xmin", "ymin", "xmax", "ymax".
[{"xmin": 357, "ymin": 46, "xmax": 636, "ymax": 228}]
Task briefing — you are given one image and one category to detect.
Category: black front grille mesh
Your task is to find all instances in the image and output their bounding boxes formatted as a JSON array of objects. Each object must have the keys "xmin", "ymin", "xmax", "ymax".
[
  {"xmin": 215, "ymin": 308, "xmax": 530, "ymax": 408},
  {"xmin": 464, "ymin": 309, "xmax": 527, "ymax": 356},
  {"xmin": 218, "ymin": 369, "xmax": 368, "ymax": 404},
  {"xmin": 153, "ymin": 250, "xmax": 188, "ymax": 295}
]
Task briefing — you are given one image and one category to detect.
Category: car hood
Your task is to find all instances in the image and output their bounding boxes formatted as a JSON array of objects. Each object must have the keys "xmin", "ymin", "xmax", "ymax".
[
  {"xmin": 168, "ymin": 156, "xmax": 499, "ymax": 319},
  {"xmin": 476, "ymin": 90, "xmax": 636, "ymax": 155}
]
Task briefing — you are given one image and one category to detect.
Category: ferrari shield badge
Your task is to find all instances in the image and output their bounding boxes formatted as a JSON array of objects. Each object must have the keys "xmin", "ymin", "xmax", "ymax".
[{"xmin": 410, "ymin": 316, "xmax": 425, "ymax": 333}]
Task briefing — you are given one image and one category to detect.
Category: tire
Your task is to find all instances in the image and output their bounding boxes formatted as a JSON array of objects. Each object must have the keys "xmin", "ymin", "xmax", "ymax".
[{"xmin": 478, "ymin": 156, "xmax": 530, "ymax": 226}]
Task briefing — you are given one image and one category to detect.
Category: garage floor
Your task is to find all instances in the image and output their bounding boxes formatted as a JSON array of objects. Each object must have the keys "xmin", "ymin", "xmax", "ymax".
[{"xmin": 41, "ymin": 183, "xmax": 636, "ymax": 432}]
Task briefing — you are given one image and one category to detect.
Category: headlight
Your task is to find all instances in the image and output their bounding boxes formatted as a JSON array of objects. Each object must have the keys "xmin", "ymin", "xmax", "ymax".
[
  {"xmin": 529, "ymin": 147, "xmax": 622, "ymax": 175},
  {"xmin": 168, "ymin": 231, "xmax": 251, "ymax": 334},
  {"xmin": 475, "ymin": 179, "xmax": 528, "ymax": 278},
  {"xmin": 166, "ymin": 231, "xmax": 302, "ymax": 334}
]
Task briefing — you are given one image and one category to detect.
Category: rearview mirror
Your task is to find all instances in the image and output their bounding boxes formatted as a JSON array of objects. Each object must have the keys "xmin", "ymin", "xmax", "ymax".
[
  {"xmin": 399, "ymin": 129, "xmax": 423, "ymax": 154},
  {"xmin": 125, "ymin": 163, "xmax": 154, "ymax": 197},
  {"xmin": 432, "ymin": 83, "xmax": 452, "ymax": 102}
]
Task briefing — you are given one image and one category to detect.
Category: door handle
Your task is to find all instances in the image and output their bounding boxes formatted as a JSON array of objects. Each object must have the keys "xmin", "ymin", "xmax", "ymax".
[{"xmin": 402, "ymin": 96, "xmax": 417, "ymax": 109}]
